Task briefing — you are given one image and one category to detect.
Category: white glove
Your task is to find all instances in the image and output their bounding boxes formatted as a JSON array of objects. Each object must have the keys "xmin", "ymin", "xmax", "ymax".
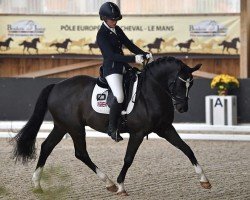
[
  {"xmin": 146, "ymin": 53, "xmax": 154, "ymax": 63},
  {"xmin": 135, "ymin": 54, "xmax": 144, "ymax": 64}
]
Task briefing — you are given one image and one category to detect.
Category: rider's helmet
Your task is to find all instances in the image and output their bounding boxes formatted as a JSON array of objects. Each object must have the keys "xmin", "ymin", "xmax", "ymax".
[{"xmin": 99, "ymin": 2, "xmax": 122, "ymax": 21}]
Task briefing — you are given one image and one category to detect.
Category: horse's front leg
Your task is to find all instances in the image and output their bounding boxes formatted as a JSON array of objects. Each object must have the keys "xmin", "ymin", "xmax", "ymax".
[
  {"xmin": 27, "ymin": 47, "xmax": 31, "ymax": 54},
  {"xmin": 222, "ymin": 46, "xmax": 225, "ymax": 53},
  {"xmin": 117, "ymin": 133, "xmax": 144, "ymax": 196},
  {"xmin": 156, "ymin": 125, "xmax": 211, "ymax": 189}
]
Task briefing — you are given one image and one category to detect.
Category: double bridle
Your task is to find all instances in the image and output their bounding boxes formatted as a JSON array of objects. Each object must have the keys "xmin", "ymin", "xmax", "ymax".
[{"xmin": 169, "ymin": 75, "xmax": 193, "ymax": 102}]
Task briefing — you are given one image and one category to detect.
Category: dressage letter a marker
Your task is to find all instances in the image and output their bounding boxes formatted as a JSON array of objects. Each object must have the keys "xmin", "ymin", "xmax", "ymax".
[{"xmin": 214, "ymin": 98, "xmax": 223, "ymax": 107}]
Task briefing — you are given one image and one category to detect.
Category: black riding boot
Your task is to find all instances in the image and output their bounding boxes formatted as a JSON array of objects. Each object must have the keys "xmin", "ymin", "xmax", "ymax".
[{"xmin": 107, "ymin": 99, "xmax": 123, "ymax": 142}]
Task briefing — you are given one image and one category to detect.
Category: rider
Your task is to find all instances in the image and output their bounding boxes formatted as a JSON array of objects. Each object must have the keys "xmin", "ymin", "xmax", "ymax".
[{"xmin": 97, "ymin": 2, "xmax": 153, "ymax": 142}]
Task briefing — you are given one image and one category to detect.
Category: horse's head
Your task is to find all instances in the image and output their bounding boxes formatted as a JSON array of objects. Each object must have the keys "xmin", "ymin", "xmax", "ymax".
[
  {"xmin": 66, "ymin": 38, "xmax": 72, "ymax": 43},
  {"xmin": 33, "ymin": 38, "xmax": 40, "ymax": 43},
  {"xmin": 189, "ymin": 39, "xmax": 195, "ymax": 43},
  {"xmin": 158, "ymin": 38, "xmax": 165, "ymax": 42},
  {"xmin": 233, "ymin": 37, "xmax": 240, "ymax": 43},
  {"xmin": 144, "ymin": 57, "xmax": 201, "ymax": 113},
  {"xmin": 168, "ymin": 61, "xmax": 201, "ymax": 113}
]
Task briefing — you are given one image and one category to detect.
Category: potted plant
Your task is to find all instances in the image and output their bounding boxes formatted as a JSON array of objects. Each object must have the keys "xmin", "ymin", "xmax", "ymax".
[{"xmin": 210, "ymin": 74, "xmax": 239, "ymax": 96}]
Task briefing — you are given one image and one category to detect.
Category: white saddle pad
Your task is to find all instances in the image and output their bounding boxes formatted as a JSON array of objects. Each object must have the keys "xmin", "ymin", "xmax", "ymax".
[{"xmin": 91, "ymin": 76, "xmax": 138, "ymax": 115}]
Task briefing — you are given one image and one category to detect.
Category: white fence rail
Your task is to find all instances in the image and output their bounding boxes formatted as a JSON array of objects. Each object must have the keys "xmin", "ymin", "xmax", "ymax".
[{"xmin": 1, "ymin": 121, "xmax": 250, "ymax": 141}]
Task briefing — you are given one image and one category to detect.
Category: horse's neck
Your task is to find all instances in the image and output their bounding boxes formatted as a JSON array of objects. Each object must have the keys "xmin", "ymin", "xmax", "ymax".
[
  {"xmin": 232, "ymin": 40, "xmax": 237, "ymax": 45},
  {"xmin": 140, "ymin": 69, "xmax": 172, "ymax": 111},
  {"xmin": 144, "ymin": 66, "xmax": 172, "ymax": 94},
  {"xmin": 156, "ymin": 40, "xmax": 161, "ymax": 45}
]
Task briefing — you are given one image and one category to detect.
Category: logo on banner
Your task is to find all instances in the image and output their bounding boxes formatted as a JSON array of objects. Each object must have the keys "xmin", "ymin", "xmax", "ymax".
[
  {"xmin": 7, "ymin": 20, "xmax": 45, "ymax": 37},
  {"xmin": 189, "ymin": 20, "xmax": 227, "ymax": 37}
]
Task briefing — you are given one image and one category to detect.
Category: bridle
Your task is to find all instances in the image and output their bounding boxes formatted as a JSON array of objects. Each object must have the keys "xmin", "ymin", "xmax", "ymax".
[
  {"xmin": 168, "ymin": 72, "xmax": 193, "ymax": 102},
  {"xmin": 178, "ymin": 77, "xmax": 193, "ymax": 97},
  {"xmin": 168, "ymin": 73, "xmax": 193, "ymax": 102}
]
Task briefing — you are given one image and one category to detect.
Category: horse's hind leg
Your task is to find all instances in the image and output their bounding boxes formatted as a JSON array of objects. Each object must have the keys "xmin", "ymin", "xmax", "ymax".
[
  {"xmin": 32, "ymin": 124, "xmax": 66, "ymax": 191},
  {"xmin": 69, "ymin": 126, "xmax": 118, "ymax": 192},
  {"xmin": 156, "ymin": 125, "xmax": 211, "ymax": 189}
]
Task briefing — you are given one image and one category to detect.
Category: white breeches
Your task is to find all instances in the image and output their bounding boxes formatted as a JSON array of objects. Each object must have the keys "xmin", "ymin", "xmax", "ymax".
[{"xmin": 106, "ymin": 74, "xmax": 124, "ymax": 103}]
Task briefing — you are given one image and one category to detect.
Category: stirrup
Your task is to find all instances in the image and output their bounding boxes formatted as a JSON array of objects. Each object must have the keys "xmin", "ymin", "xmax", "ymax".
[{"xmin": 110, "ymin": 131, "xmax": 123, "ymax": 142}]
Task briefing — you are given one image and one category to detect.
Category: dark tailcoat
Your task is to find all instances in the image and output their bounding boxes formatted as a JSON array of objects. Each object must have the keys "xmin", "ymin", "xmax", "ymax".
[{"xmin": 97, "ymin": 23, "xmax": 146, "ymax": 77}]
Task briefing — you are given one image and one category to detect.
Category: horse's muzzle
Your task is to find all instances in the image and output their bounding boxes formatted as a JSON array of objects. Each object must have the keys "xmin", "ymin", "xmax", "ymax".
[{"xmin": 174, "ymin": 101, "xmax": 188, "ymax": 113}]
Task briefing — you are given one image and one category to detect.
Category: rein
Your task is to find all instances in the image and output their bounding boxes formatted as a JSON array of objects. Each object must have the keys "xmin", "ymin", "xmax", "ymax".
[{"xmin": 134, "ymin": 59, "xmax": 150, "ymax": 100}]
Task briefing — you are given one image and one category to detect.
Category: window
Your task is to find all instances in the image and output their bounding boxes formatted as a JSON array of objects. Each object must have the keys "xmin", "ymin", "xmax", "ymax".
[{"xmin": 0, "ymin": 0, "xmax": 240, "ymax": 15}]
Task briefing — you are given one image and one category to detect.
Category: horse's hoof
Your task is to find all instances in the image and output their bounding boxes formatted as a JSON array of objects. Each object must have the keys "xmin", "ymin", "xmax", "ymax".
[
  {"xmin": 117, "ymin": 191, "xmax": 129, "ymax": 196},
  {"xmin": 106, "ymin": 184, "xmax": 118, "ymax": 193},
  {"xmin": 200, "ymin": 181, "xmax": 212, "ymax": 189}
]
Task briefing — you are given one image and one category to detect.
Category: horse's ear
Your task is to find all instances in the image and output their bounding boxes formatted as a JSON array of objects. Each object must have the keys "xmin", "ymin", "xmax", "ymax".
[{"xmin": 190, "ymin": 64, "xmax": 202, "ymax": 73}]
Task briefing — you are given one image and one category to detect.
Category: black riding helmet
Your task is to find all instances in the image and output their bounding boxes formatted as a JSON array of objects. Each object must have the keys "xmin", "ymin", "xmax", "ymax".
[{"xmin": 99, "ymin": 2, "xmax": 122, "ymax": 21}]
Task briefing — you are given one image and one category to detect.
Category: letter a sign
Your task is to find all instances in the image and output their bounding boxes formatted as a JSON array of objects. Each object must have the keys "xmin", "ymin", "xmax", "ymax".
[{"xmin": 214, "ymin": 98, "xmax": 223, "ymax": 107}]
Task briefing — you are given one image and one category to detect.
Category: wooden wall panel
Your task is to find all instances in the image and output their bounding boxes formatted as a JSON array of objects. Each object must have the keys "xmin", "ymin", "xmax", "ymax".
[
  {"xmin": 0, "ymin": 57, "xmax": 240, "ymax": 78},
  {"xmin": 46, "ymin": 66, "xmax": 100, "ymax": 78},
  {"xmin": 0, "ymin": 58, "xmax": 89, "ymax": 77},
  {"xmin": 182, "ymin": 58, "xmax": 239, "ymax": 77}
]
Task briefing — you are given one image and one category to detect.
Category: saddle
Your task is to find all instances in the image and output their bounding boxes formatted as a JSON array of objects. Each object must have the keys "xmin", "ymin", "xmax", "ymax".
[{"xmin": 97, "ymin": 66, "xmax": 138, "ymax": 110}]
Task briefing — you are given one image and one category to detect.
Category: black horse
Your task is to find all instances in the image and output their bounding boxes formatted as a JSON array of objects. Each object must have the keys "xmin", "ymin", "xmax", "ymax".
[
  {"xmin": 218, "ymin": 37, "xmax": 240, "ymax": 54},
  {"xmin": 143, "ymin": 38, "xmax": 164, "ymax": 53},
  {"xmin": 19, "ymin": 38, "xmax": 40, "ymax": 54},
  {"xmin": 84, "ymin": 42, "xmax": 99, "ymax": 54},
  {"xmin": 176, "ymin": 39, "xmax": 194, "ymax": 52},
  {"xmin": 50, "ymin": 38, "xmax": 72, "ymax": 53},
  {"xmin": 12, "ymin": 57, "xmax": 211, "ymax": 196},
  {"xmin": 0, "ymin": 37, "xmax": 13, "ymax": 51}
]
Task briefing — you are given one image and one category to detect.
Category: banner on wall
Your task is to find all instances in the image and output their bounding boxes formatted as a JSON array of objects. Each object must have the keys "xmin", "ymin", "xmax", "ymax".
[{"xmin": 0, "ymin": 15, "xmax": 240, "ymax": 56}]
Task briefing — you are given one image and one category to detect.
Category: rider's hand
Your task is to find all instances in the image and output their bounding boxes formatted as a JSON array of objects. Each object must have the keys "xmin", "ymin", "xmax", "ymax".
[
  {"xmin": 146, "ymin": 53, "xmax": 154, "ymax": 63},
  {"xmin": 146, "ymin": 53, "xmax": 153, "ymax": 60},
  {"xmin": 135, "ymin": 54, "xmax": 144, "ymax": 64}
]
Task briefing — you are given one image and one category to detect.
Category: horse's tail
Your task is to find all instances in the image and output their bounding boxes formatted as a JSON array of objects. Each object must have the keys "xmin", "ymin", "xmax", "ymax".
[
  {"xmin": 142, "ymin": 45, "xmax": 147, "ymax": 48},
  {"xmin": 11, "ymin": 84, "xmax": 55, "ymax": 164},
  {"xmin": 19, "ymin": 42, "xmax": 24, "ymax": 46},
  {"xmin": 50, "ymin": 43, "xmax": 56, "ymax": 47}
]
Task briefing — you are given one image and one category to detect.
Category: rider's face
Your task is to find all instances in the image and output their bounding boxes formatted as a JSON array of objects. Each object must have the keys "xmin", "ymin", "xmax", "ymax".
[{"xmin": 106, "ymin": 19, "xmax": 117, "ymax": 28}]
